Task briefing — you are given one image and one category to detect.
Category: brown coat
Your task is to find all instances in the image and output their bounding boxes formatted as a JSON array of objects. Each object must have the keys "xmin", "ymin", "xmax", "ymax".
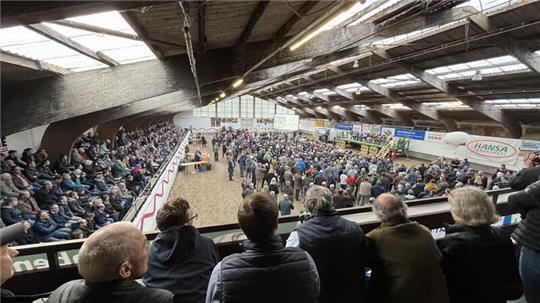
[{"xmin": 366, "ymin": 220, "xmax": 450, "ymax": 303}]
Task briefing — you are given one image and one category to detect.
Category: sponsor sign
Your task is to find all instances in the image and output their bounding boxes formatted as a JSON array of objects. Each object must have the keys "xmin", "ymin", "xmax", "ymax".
[
  {"xmin": 465, "ymin": 137, "xmax": 521, "ymax": 164},
  {"xmin": 314, "ymin": 119, "xmax": 325, "ymax": 128},
  {"xmin": 394, "ymin": 128, "xmax": 426, "ymax": 140},
  {"xmin": 336, "ymin": 123, "xmax": 353, "ymax": 131},
  {"xmin": 425, "ymin": 131, "xmax": 446, "ymax": 143},
  {"xmin": 352, "ymin": 124, "xmax": 362, "ymax": 132},
  {"xmin": 522, "ymin": 140, "xmax": 540, "ymax": 151},
  {"xmin": 381, "ymin": 127, "xmax": 395, "ymax": 137},
  {"xmin": 362, "ymin": 124, "xmax": 374, "ymax": 134}
]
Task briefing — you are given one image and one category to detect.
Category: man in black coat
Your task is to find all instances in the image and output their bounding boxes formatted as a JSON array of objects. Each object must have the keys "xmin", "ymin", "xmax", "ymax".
[
  {"xmin": 287, "ymin": 185, "xmax": 366, "ymax": 303},
  {"xmin": 144, "ymin": 198, "xmax": 219, "ymax": 303},
  {"xmin": 206, "ymin": 192, "xmax": 320, "ymax": 303}
]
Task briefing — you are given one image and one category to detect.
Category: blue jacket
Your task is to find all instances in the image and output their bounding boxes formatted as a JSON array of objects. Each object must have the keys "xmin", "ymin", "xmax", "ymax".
[{"xmin": 33, "ymin": 218, "xmax": 59, "ymax": 241}]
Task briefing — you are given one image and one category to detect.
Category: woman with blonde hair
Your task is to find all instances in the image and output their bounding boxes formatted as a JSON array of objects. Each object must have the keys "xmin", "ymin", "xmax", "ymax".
[{"xmin": 437, "ymin": 186, "xmax": 522, "ymax": 303}]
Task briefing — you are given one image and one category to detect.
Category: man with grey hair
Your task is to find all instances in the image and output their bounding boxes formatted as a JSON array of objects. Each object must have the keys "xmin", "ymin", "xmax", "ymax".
[
  {"xmin": 286, "ymin": 185, "xmax": 366, "ymax": 303},
  {"xmin": 366, "ymin": 193, "xmax": 449, "ymax": 303},
  {"xmin": 47, "ymin": 222, "xmax": 173, "ymax": 303}
]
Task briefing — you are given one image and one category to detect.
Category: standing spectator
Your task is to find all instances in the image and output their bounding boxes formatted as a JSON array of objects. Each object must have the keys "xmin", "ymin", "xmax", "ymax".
[
  {"xmin": 508, "ymin": 177, "xmax": 540, "ymax": 303},
  {"xmin": 48, "ymin": 222, "xmax": 174, "ymax": 303},
  {"xmin": 366, "ymin": 194, "xmax": 449, "ymax": 303},
  {"xmin": 206, "ymin": 192, "xmax": 320, "ymax": 303},
  {"xmin": 144, "ymin": 198, "xmax": 219, "ymax": 303},
  {"xmin": 278, "ymin": 194, "xmax": 294, "ymax": 216},
  {"xmin": 357, "ymin": 178, "xmax": 372, "ymax": 206},
  {"xmin": 287, "ymin": 185, "xmax": 365, "ymax": 303},
  {"xmin": 438, "ymin": 187, "xmax": 522, "ymax": 303}
]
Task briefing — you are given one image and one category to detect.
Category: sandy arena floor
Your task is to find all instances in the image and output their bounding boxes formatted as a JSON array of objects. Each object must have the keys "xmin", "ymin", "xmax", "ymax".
[
  {"xmin": 168, "ymin": 137, "xmax": 429, "ymax": 228},
  {"xmin": 167, "ymin": 140, "xmax": 306, "ymax": 228}
]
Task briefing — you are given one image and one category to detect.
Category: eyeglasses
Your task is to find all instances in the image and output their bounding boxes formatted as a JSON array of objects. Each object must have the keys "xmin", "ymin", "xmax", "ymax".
[{"xmin": 186, "ymin": 213, "xmax": 198, "ymax": 223}]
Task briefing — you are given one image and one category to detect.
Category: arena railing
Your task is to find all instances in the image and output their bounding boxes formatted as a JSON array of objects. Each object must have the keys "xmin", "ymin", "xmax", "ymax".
[
  {"xmin": 4, "ymin": 187, "xmax": 518, "ymax": 295},
  {"xmin": 121, "ymin": 129, "xmax": 189, "ymax": 222}
]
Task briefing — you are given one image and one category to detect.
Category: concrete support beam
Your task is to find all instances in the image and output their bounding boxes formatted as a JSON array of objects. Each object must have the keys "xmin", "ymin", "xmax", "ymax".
[
  {"xmin": 26, "ymin": 23, "xmax": 119, "ymax": 66},
  {"xmin": 1, "ymin": 49, "xmax": 70, "ymax": 75},
  {"xmin": 468, "ymin": 9, "xmax": 540, "ymax": 75},
  {"xmin": 2, "ymin": 53, "xmax": 233, "ymax": 135},
  {"xmin": 346, "ymin": 106, "xmax": 382, "ymax": 124}
]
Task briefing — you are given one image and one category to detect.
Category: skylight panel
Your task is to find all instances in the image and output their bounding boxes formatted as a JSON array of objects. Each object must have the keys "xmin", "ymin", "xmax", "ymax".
[
  {"xmin": 479, "ymin": 67, "xmax": 502, "ymax": 74},
  {"xmin": 382, "ymin": 103, "xmax": 408, "ymax": 109},
  {"xmin": 448, "ymin": 63, "xmax": 469, "ymax": 71},
  {"xmin": 466, "ymin": 60, "xmax": 491, "ymax": 68},
  {"xmin": 499, "ymin": 64, "xmax": 528, "ymax": 72},
  {"xmin": 487, "ymin": 55, "xmax": 516, "ymax": 65},
  {"xmin": 0, "ymin": 25, "xmax": 106, "ymax": 71},
  {"xmin": 41, "ymin": 11, "xmax": 156, "ymax": 65}
]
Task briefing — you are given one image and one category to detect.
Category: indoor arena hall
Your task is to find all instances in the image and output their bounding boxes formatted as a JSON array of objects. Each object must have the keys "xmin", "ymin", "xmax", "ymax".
[{"xmin": 1, "ymin": 1, "xmax": 540, "ymax": 303}]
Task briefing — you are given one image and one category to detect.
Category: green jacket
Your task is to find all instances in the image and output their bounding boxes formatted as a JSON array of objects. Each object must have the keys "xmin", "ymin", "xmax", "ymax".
[{"xmin": 366, "ymin": 220, "xmax": 450, "ymax": 303}]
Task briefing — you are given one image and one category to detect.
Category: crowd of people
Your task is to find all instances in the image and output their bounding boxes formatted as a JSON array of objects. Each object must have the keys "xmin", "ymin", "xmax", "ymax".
[
  {"xmin": 0, "ymin": 123, "xmax": 183, "ymax": 243},
  {"xmin": 0, "ymin": 126, "xmax": 538, "ymax": 303},
  {"xmin": 210, "ymin": 128, "xmax": 515, "ymax": 215},
  {"xmin": 3, "ymin": 176, "xmax": 538, "ymax": 302}
]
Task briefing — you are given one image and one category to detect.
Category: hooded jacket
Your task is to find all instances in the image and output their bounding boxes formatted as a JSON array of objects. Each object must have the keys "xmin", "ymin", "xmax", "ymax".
[{"xmin": 143, "ymin": 225, "xmax": 219, "ymax": 303}]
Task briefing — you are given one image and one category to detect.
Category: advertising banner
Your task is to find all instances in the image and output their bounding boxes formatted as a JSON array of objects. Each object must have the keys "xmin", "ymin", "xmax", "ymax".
[
  {"xmin": 464, "ymin": 136, "xmax": 521, "ymax": 164},
  {"xmin": 425, "ymin": 131, "xmax": 446, "ymax": 143},
  {"xmin": 314, "ymin": 119, "xmax": 325, "ymax": 128},
  {"xmin": 522, "ymin": 140, "xmax": 540, "ymax": 151},
  {"xmin": 352, "ymin": 124, "xmax": 362, "ymax": 132},
  {"xmin": 362, "ymin": 124, "xmax": 373, "ymax": 134},
  {"xmin": 336, "ymin": 123, "xmax": 353, "ymax": 131},
  {"xmin": 394, "ymin": 128, "xmax": 426, "ymax": 140},
  {"xmin": 381, "ymin": 127, "xmax": 395, "ymax": 137}
]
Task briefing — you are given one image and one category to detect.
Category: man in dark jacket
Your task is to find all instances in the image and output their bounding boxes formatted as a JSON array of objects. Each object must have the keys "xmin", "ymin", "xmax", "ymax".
[
  {"xmin": 206, "ymin": 192, "xmax": 320, "ymax": 303},
  {"xmin": 32, "ymin": 210, "xmax": 71, "ymax": 242},
  {"xmin": 35, "ymin": 181, "xmax": 58, "ymax": 209},
  {"xmin": 287, "ymin": 185, "xmax": 365, "ymax": 303},
  {"xmin": 48, "ymin": 222, "xmax": 173, "ymax": 303},
  {"xmin": 144, "ymin": 198, "xmax": 219, "ymax": 303}
]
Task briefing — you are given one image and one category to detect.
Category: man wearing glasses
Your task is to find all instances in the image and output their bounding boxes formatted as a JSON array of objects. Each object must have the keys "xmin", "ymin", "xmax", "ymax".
[{"xmin": 143, "ymin": 198, "xmax": 219, "ymax": 303}]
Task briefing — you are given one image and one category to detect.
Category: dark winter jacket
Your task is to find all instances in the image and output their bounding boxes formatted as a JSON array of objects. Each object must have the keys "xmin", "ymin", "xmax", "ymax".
[
  {"xmin": 143, "ymin": 225, "xmax": 219, "ymax": 303},
  {"xmin": 437, "ymin": 224, "xmax": 522, "ymax": 303},
  {"xmin": 508, "ymin": 179, "xmax": 540, "ymax": 252}
]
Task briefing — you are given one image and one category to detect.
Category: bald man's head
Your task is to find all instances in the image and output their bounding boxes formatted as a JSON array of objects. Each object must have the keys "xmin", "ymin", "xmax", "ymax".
[
  {"xmin": 372, "ymin": 193, "xmax": 408, "ymax": 223},
  {"xmin": 78, "ymin": 222, "xmax": 148, "ymax": 282}
]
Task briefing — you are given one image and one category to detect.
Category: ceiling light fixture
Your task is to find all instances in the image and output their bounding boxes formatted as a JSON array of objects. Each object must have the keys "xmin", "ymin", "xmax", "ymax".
[
  {"xmin": 232, "ymin": 78, "xmax": 244, "ymax": 88},
  {"xmin": 219, "ymin": 92, "xmax": 226, "ymax": 98},
  {"xmin": 353, "ymin": 60, "xmax": 359, "ymax": 68},
  {"xmin": 471, "ymin": 70, "xmax": 482, "ymax": 81},
  {"xmin": 355, "ymin": 88, "xmax": 362, "ymax": 95},
  {"xmin": 290, "ymin": 3, "xmax": 360, "ymax": 51}
]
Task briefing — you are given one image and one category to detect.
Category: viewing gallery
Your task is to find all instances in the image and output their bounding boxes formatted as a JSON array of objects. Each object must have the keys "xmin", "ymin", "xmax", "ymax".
[{"xmin": 1, "ymin": 1, "xmax": 540, "ymax": 303}]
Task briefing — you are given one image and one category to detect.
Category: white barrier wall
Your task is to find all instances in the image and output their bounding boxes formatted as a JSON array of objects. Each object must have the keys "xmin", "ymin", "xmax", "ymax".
[
  {"xmin": 132, "ymin": 132, "xmax": 190, "ymax": 232},
  {"xmin": 4, "ymin": 125, "xmax": 49, "ymax": 152}
]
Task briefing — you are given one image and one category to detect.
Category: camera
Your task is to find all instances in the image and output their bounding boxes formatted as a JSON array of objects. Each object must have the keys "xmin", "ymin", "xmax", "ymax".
[{"xmin": 533, "ymin": 151, "xmax": 540, "ymax": 166}]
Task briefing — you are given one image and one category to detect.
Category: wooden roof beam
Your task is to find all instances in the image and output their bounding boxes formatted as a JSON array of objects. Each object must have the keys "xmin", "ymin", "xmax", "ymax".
[{"xmin": 26, "ymin": 23, "xmax": 119, "ymax": 66}]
